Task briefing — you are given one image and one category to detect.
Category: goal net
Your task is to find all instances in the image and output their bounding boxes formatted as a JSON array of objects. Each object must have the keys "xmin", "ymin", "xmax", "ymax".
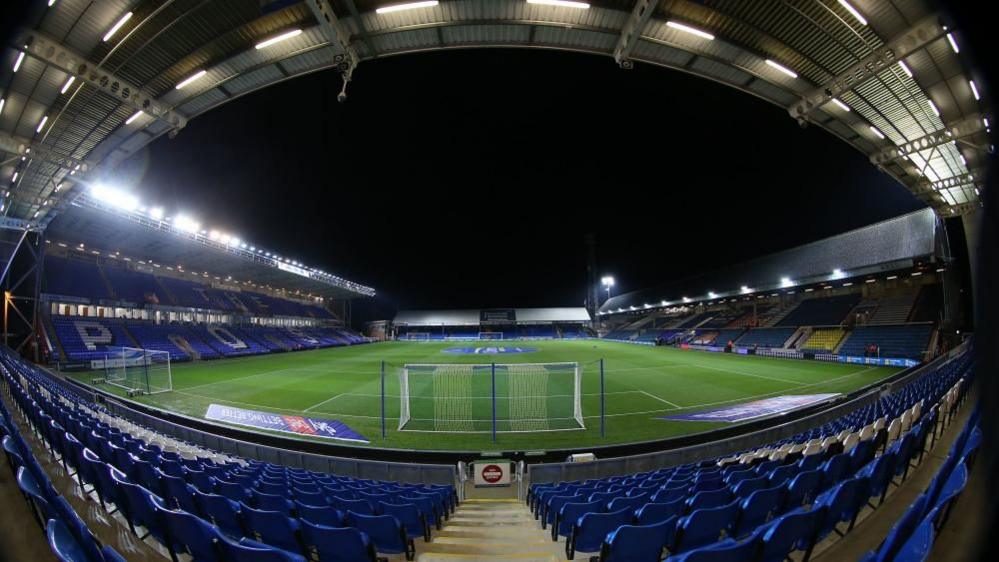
[
  {"xmin": 103, "ymin": 347, "xmax": 173, "ymax": 396},
  {"xmin": 397, "ymin": 362, "xmax": 583, "ymax": 433},
  {"xmin": 477, "ymin": 332, "xmax": 504, "ymax": 340},
  {"xmin": 402, "ymin": 332, "xmax": 431, "ymax": 341}
]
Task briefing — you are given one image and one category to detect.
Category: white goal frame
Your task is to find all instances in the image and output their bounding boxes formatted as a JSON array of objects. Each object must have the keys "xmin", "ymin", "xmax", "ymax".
[
  {"xmin": 397, "ymin": 361, "xmax": 583, "ymax": 433},
  {"xmin": 102, "ymin": 347, "xmax": 173, "ymax": 396},
  {"xmin": 477, "ymin": 331, "xmax": 504, "ymax": 340},
  {"xmin": 402, "ymin": 332, "xmax": 432, "ymax": 341}
]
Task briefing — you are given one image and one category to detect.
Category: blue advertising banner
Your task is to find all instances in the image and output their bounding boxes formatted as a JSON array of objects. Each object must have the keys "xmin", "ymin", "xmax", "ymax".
[
  {"xmin": 661, "ymin": 393, "xmax": 841, "ymax": 423},
  {"xmin": 205, "ymin": 404, "xmax": 369, "ymax": 443},
  {"xmin": 839, "ymin": 355, "xmax": 919, "ymax": 368}
]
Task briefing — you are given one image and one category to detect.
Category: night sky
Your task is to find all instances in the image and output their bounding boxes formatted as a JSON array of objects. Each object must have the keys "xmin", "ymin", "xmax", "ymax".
[{"xmin": 111, "ymin": 48, "xmax": 925, "ymax": 322}]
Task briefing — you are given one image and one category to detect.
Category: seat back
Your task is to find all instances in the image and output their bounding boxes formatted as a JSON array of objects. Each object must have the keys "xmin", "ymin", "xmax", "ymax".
[
  {"xmin": 299, "ymin": 519, "xmax": 375, "ymax": 562},
  {"xmin": 600, "ymin": 518, "xmax": 674, "ymax": 562}
]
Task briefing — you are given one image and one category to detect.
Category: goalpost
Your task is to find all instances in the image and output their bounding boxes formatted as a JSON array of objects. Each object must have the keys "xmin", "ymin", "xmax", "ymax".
[
  {"xmin": 397, "ymin": 362, "xmax": 583, "ymax": 433},
  {"xmin": 100, "ymin": 347, "xmax": 173, "ymax": 396},
  {"xmin": 402, "ymin": 332, "xmax": 431, "ymax": 341},
  {"xmin": 477, "ymin": 332, "xmax": 504, "ymax": 341}
]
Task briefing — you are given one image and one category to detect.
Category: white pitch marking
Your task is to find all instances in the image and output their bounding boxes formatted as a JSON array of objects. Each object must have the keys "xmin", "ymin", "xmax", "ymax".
[
  {"xmin": 303, "ymin": 393, "xmax": 343, "ymax": 412},
  {"xmin": 639, "ymin": 390, "xmax": 682, "ymax": 409}
]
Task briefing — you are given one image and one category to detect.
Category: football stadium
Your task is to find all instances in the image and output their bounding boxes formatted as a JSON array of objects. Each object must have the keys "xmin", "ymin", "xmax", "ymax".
[{"xmin": 0, "ymin": 1, "xmax": 994, "ymax": 561}]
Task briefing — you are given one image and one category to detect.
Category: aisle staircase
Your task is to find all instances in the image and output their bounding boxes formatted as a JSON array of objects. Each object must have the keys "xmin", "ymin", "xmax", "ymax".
[{"xmin": 418, "ymin": 499, "xmax": 565, "ymax": 562}]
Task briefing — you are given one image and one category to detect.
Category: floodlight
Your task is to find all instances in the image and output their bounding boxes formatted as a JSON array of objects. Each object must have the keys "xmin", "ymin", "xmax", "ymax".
[
  {"xmin": 740, "ymin": 285, "xmax": 752, "ymax": 294},
  {"xmin": 947, "ymin": 33, "xmax": 959, "ymax": 53},
  {"xmin": 831, "ymin": 98, "xmax": 850, "ymax": 112},
  {"xmin": 869, "ymin": 126, "xmax": 885, "ymax": 139},
  {"xmin": 780, "ymin": 276, "xmax": 794, "ymax": 288},
  {"xmin": 526, "ymin": 0, "xmax": 589, "ymax": 8},
  {"xmin": 708, "ymin": 292, "xmax": 718, "ymax": 298},
  {"xmin": 91, "ymin": 184, "xmax": 139, "ymax": 211},
  {"xmin": 837, "ymin": 0, "xmax": 867, "ymax": 25},
  {"xmin": 255, "ymin": 29, "xmax": 303, "ymax": 49},
  {"xmin": 60, "ymin": 76, "xmax": 75, "ymax": 94},
  {"xmin": 898, "ymin": 61, "xmax": 912, "ymax": 78},
  {"xmin": 175, "ymin": 70, "xmax": 207, "ymax": 90},
  {"xmin": 666, "ymin": 21, "xmax": 714, "ymax": 40},
  {"xmin": 36, "ymin": 115, "xmax": 48, "ymax": 133},
  {"xmin": 376, "ymin": 1, "xmax": 439, "ymax": 14},
  {"xmin": 149, "ymin": 207, "xmax": 164, "ymax": 220},
  {"xmin": 0, "ymin": 98, "xmax": 5, "ymax": 115},
  {"xmin": 682, "ymin": 297, "xmax": 691, "ymax": 303},
  {"xmin": 601, "ymin": 276, "xmax": 615, "ymax": 287},
  {"xmin": 125, "ymin": 110, "xmax": 143, "ymax": 125},
  {"xmin": 103, "ymin": 12, "xmax": 133, "ymax": 42},
  {"xmin": 765, "ymin": 59, "xmax": 797, "ymax": 78},
  {"xmin": 969, "ymin": 80, "xmax": 980, "ymax": 101},
  {"xmin": 175, "ymin": 215, "xmax": 200, "ymax": 233},
  {"xmin": 13, "ymin": 51, "xmax": 25, "ymax": 72}
]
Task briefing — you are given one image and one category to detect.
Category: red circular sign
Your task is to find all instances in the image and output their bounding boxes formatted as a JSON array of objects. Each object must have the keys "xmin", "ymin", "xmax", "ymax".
[{"xmin": 481, "ymin": 464, "xmax": 504, "ymax": 484}]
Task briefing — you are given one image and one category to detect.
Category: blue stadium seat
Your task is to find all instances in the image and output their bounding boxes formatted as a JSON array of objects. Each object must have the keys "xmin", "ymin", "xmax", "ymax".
[
  {"xmin": 635, "ymin": 499, "xmax": 685, "ymax": 526},
  {"xmin": 293, "ymin": 501, "xmax": 343, "ymax": 527},
  {"xmin": 299, "ymin": 519, "xmax": 377, "ymax": 562},
  {"xmin": 379, "ymin": 501, "xmax": 430, "ymax": 542},
  {"xmin": 347, "ymin": 512, "xmax": 415, "ymax": 561},
  {"xmin": 758, "ymin": 506, "xmax": 826, "ymax": 562},
  {"xmin": 194, "ymin": 489, "xmax": 244, "ymax": 538},
  {"xmin": 240, "ymin": 504, "xmax": 303, "ymax": 554},
  {"xmin": 873, "ymin": 495, "xmax": 929, "ymax": 562},
  {"xmin": 566, "ymin": 507, "xmax": 633, "ymax": 560},
  {"xmin": 814, "ymin": 477, "xmax": 868, "ymax": 538},
  {"xmin": 152, "ymin": 498, "xmax": 223, "ymax": 562},
  {"xmin": 598, "ymin": 518, "xmax": 675, "ymax": 562},
  {"xmin": 553, "ymin": 500, "xmax": 603, "ymax": 540},
  {"xmin": 46, "ymin": 519, "xmax": 90, "ymax": 562},
  {"xmin": 214, "ymin": 533, "xmax": 307, "ymax": 562},
  {"xmin": 674, "ymin": 500, "xmax": 740, "ymax": 553},
  {"xmin": 783, "ymin": 469, "xmax": 822, "ymax": 509},
  {"xmin": 892, "ymin": 512, "xmax": 935, "ymax": 562},
  {"xmin": 665, "ymin": 537, "xmax": 760, "ymax": 562},
  {"xmin": 111, "ymin": 466, "xmax": 166, "ymax": 542}
]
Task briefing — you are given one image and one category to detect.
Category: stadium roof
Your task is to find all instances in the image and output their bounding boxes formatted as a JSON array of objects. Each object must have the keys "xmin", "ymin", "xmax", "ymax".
[
  {"xmin": 395, "ymin": 307, "xmax": 590, "ymax": 325},
  {"xmin": 0, "ymin": 0, "xmax": 991, "ymax": 233},
  {"xmin": 599, "ymin": 207, "xmax": 944, "ymax": 314},
  {"xmin": 45, "ymin": 193, "xmax": 374, "ymax": 300}
]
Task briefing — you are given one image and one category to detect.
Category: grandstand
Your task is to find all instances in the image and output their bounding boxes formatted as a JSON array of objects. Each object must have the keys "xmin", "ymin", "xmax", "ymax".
[{"xmin": 0, "ymin": 0, "xmax": 990, "ymax": 561}]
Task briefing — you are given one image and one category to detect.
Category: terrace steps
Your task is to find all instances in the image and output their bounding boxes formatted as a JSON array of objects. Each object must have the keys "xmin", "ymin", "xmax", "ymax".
[{"xmin": 417, "ymin": 499, "xmax": 564, "ymax": 562}]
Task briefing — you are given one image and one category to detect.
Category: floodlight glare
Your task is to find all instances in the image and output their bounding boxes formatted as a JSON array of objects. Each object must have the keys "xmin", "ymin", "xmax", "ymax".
[
  {"xmin": 682, "ymin": 297, "xmax": 691, "ymax": 303},
  {"xmin": 740, "ymin": 285, "xmax": 752, "ymax": 294},
  {"xmin": 376, "ymin": 1, "xmax": 439, "ymax": 14},
  {"xmin": 91, "ymin": 184, "xmax": 139, "ymax": 211},
  {"xmin": 103, "ymin": 11, "xmax": 133, "ymax": 42},
  {"xmin": 175, "ymin": 215, "xmax": 200, "ymax": 233},
  {"xmin": 780, "ymin": 276, "xmax": 794, "ymax": 288},
  {"xmin": 255, "ymin": 29, "xmax": 303, "ymax": 49},
  {"xmin": 831, "ymin": 268, "xmax": 845, "ymax": 279},
  {"xmin": 527, "ymin": 0, "xmax": 590, "ymax": 8},
  {"xmin": 149, "ymin": 207, "xmax": 164, "ymax": 220},
  {"xmin": 601, "ymin": 276, "xmax": 615, "ymax": 287},
  {"xmin": 708, "ymin": 292, "xmax": 718, "ymax": 298}
]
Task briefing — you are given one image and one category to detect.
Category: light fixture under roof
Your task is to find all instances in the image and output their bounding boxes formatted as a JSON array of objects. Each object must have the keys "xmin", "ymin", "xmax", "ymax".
[
  {"xmin": 969, "ymin": 80, "xmax": 980, "ymax": 101},
  {"xmin": 765, "ymin": 59, "xmax": 797, "ymax": 79},
  {"xmin": 898, "ymin": 60, "xmax": 913, "ymax": 78},
  {"xmin": 927, "ymin": 99, "xmax": 939, "ymax": 117},
  {"xmin": 60, "ymin": 75, "xmax": 75, "ymax": 94},
  {"xmin": 0, "ymin": 98, "xmax": 5, "ymax": 115},
  {"xmin": 831, "ymin": 98, "xmax": 850, "ymax": 112},
  {"xmin": 666, "ymin": 21, "xmax": 715, "ymax": 40},
  {"xmin": 837, "ymin": 0, "xmax": 867, "ymax": 25},
  {"xmin": 175, "ymin": 70, "xmax": 207, "ymax": 90},
  {"xmin": 13, "ymin": 50, "xmax": 25, "ymax": 72},
  {"xmin": 946, "ymin": 33, "xmax": 959, "ymax": 54},
  {"xmin": 526, "ymin": 0, "xmax": 590, "ymax": 8},
  {"xmin": 376, "ymin": 1, "xmax": 439, "ymax": 14},
  {"xmin": 869, "ymin": 126, "xmax": 885, "ymax": 139},
  {"xmin": 125, "ymin": 110, "xmax": 144, "ymax": 125},
  {"xmin": 36, "ymin": 115, "xmax": 48, "ymax": 133},
  {"xmin": 103, "ymin": 11, "xmax": 133, "ymax": 42},
  {"xmin": 255, "ymin": 29, "xmax": 302, "ymax": 49}
]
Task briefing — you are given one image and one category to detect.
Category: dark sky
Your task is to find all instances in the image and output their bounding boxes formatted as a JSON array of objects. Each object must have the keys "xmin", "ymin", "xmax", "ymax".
[{"xmin": 112, "ymin": 48, "xmax": 924, "ymax": 321}]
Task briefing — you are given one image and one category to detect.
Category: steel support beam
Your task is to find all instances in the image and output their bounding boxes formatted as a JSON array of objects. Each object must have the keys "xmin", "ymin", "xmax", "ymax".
[
  {"xmin": 789, "ymin": 14, "xmax": 948, "ymax": 123},
  {"xmin": 613, "ymin": 0, "xmax": 657, "ymax": 68},
  {"xmin": 17, "ymin": 30, "xmax": 188, "ymax": 132},
  {"xmin": 0, "ymin": 132, "xmax": 95, "ymax": 174},
  {"xmin": 306, "ymin": 0, "xmax": 359, "ymax": 74},
  {"xmin": 869, "ymin": 115, "xmax": 986, "ymax": 165}
]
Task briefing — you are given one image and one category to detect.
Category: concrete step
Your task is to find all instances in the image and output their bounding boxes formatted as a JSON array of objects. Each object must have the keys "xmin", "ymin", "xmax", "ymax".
[
  {"xmin": 432, "ymin": 536, "xmax": 552, "ymax": 547},
  {"xmin": 437, "ymin": 526, "xmax": 545, "ymax": 539},
  {"xmin": 447, "ymin": 516, "xmax": 537, "ymax": 526},
  {"xmin": 419, "ymin": 553, "xmax": 559, "ymax": 562}
]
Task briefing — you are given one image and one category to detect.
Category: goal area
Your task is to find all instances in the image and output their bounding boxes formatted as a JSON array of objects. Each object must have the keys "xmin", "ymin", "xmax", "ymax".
[
  {"xmin": 397, "ymin": 362, "xmax": 583, "ymax": 433},
  {"xmin": 477, "ymin": 331, "xmax": 503, "ymax": 340},
  {"xmin": 99, "ymin": 347, "xmax": 173, "ymax": 396},
  {"xmin": 401, "ymin": 332, "xmax": 432, "ymax": 341}
]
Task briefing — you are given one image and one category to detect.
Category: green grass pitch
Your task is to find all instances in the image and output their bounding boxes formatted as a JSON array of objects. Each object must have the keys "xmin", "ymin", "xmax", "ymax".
[{"xmin": 70, "ymin": 340, "xmax": 901, "ymax": 452}]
